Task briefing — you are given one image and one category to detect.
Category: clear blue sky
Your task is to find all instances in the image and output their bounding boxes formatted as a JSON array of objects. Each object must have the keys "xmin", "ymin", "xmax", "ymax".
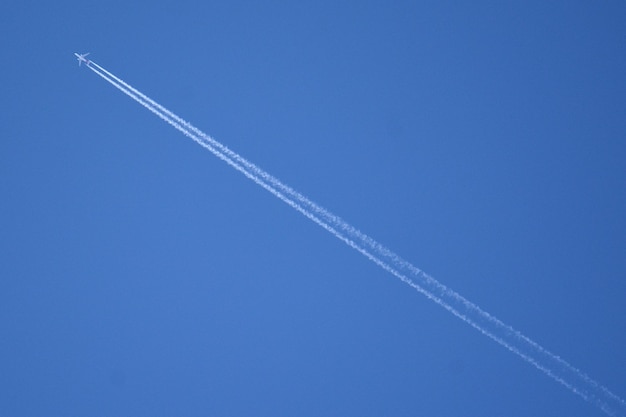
[{"xmin": 1, "ymin": 1, "xmax": 625, "ymax": 416}]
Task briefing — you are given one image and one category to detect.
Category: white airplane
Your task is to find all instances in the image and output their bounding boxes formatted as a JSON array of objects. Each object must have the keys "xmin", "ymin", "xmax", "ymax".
[{"xmin": 74, "ymin": 52, "xmax": 91, "ymax": 66}]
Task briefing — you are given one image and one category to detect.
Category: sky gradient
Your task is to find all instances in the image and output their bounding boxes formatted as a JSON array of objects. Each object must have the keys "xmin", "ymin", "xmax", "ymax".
[{"xmin": 1, "ymin": 1, "xmax": 625, "ymax": 416}]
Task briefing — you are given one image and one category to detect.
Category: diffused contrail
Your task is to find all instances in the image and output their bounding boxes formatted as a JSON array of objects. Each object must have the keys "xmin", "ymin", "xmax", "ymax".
[{"xmin": 80, "ymin": 57, "xmax": 625, "ymax": 417}]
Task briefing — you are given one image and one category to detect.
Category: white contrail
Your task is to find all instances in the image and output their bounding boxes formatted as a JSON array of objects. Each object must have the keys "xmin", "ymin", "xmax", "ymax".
[{"xmin": 82, "ymin": 59, "xmax": 625, "ymax": 417}]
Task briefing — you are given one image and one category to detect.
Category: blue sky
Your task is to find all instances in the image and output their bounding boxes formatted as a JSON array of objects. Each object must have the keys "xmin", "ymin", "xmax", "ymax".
[{"xmin": 1, "ymin": 1, "xmax": 625, "ymax": 416}]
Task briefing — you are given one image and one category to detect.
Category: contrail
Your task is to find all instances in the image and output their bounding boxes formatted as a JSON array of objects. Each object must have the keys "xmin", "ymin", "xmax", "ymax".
[{"xmin": 81, "ymin": 57, "xmax": 625, "ymax": 417}]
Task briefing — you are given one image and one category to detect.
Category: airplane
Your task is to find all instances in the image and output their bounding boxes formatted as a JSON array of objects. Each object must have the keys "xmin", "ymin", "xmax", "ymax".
[{"xmin": 74, "ymin": 52, "xmax": 91, "ymax": 66}]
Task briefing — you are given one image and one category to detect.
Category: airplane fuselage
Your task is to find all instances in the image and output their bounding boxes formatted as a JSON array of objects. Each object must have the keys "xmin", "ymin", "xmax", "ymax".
[{"xmin": 74, "ymin": 52, "xmax": 90, "ymax": 66}]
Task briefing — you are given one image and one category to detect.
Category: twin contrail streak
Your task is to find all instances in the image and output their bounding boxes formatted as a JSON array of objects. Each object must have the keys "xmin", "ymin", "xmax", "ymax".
[{"xmin": 81, "ymin": 57, "xmax": 625, "ymax": 416}]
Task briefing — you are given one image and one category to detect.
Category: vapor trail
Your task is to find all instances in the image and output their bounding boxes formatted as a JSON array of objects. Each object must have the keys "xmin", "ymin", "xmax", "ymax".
[{"xmin": 82, "ymin": 59, "xmax": 625, "ymax": 417}]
